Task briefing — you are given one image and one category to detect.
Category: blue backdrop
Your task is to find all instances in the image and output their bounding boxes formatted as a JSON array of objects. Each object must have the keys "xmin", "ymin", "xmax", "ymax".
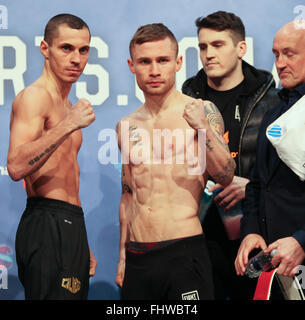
[{"xmin": 0, "ymin": 0, "xmax": 304, "ymax": 300}]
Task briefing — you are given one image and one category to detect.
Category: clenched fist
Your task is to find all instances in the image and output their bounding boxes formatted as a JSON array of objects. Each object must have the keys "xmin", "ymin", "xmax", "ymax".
[
  {"xmin": 67, "ymin": 98, "xmax": 96, "ymax": 130},
  {"xmin": 183, "ymin": 99, "xmax": 210, "ymax": 130}
]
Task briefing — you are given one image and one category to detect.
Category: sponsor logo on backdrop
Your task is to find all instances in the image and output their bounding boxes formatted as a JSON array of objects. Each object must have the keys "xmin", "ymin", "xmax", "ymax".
[
  {"xmin": 0, "ymin": 5, "xmax": 8, "ymax": 30},
  {"xmin": 294, "ymin": 5, "xmax": 305, "ymax": 29},
  {"xmin": 0, "ymin": 245, "xmax": 13, "ymax": 290},
  {"xmin": 0, "ymin": 166, "xmax": 8, "ymax": 176},
  {"xmin": 0, "ymin": 245, "xmax": 13, "ymax": 270}
]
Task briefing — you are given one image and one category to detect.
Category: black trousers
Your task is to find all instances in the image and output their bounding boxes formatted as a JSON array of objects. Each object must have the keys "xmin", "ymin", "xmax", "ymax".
[
  {"xmin": 15, "ymin": 197, "xmax": 90, "ymax": 300},
  {"xmin": 202, "ymin": 203, "xmax": 257, "ymax": 300},
  {"xmin": 122, "ymin": 234, "xmax": 214, "ymax": 300}
]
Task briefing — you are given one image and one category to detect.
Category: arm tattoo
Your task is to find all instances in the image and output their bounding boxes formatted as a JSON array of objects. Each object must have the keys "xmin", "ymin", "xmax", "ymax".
[
  {"xmin": 129, "ymin": 125, "xmax": 141, "ymax": 146},
  {"xmin": 28, "ymin": 144, "xmax": 56, "ymax": 166},
  {"xmin": 211, "ymin": 158, "xmax": 235, "ymax": 185},
  {"xmin": 206, "ymin": 138, "xmax": 214, "ymax": 152},
  {"xmin": 122, "ymin": 165, "xmax": 132, "ymax": 194},
  {"xmin": 204, "ymin": 102, "xmax": 223, "ymax": 135},
  {"xmin": 204, "ymin": 102, "xmax": 227, "ymax": 147}
]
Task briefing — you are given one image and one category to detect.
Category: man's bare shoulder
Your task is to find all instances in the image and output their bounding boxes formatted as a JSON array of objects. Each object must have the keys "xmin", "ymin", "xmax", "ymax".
[
  {"xmin": 116, "ymin": 105, "xmax": 145, "ymax": 130},
  {"xmin": 126, "ymin": 105, "xmax": 146, "ymax": 121},
  {"xmin": 12, "ymin": 81, "xmax": 53, "ymax": 116},
  {"xmin": 181, "ymin": 93, "xmax": 197, "ymax": 104},
  {"xmin": 177, "ymin": 93, "xmax": 199, "ymax": 111}
]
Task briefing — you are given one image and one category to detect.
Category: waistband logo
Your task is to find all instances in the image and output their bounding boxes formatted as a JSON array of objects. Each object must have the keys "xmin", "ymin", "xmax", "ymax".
[{"xmin": 181, "ymin": 290, "xmax": 199, "ymax": 300}]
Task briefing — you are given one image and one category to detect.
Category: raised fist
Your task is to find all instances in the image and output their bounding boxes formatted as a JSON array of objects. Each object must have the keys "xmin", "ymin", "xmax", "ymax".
[
  {"xmin": 68, "ymin": 98, "xmax": 96, "ymax": 130},
  {"xmin": 183, "ymin": 99, "xmax": 209, "ymax": 130}
]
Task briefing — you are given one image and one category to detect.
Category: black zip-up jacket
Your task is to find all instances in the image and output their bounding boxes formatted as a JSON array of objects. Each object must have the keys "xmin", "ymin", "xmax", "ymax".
[{"xmin": 182, "ymin": 61, "xmax": 281, "ymax": 179}]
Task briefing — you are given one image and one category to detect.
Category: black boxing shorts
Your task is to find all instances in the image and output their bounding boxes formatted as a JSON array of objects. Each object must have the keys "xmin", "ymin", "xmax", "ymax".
[
  {"xmin": 15, "ymin": 197, "xmax": 90, "ymax": 300},
  {"xmin": 122, "ymin": 234, "xmax": 214, "ymax": 300}
]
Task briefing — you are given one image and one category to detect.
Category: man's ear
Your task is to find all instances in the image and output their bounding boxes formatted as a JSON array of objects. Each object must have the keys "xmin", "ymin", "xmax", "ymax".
[
  {"xmin": 176, "ymin": 55, "xmax": 183, "ymax": 72},
  {"xmin": 40, "ymin": 40, "xmax": 49, "ymax": 59},
  {"xmin": 237, "ymin": 40, "xmax": 247, "ymax": 59},
  {"xmin": 127, "ymin": 58, "xmax": 135, "ymax": 74}
]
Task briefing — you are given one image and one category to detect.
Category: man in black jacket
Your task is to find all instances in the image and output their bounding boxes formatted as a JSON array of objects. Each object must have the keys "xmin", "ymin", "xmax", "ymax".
[
  {"xmin": 235, "ymin": 21, "xmax": 305, "ymax": 292},
  {"xmin": 182, "ymin": 11, "xmax": 280, "ymax": 299}
]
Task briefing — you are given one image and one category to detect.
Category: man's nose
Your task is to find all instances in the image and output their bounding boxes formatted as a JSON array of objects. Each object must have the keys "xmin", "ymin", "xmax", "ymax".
[
  {"xmin": 276, "ymin": 54, "xmax": 286, "ymax": 70},
  {"xmin": 150, "ymin": 61, "xmax": 160, "ymax": 76},
  {"xmin": 71, "ymin": 50, "xmax": 81, "ymax": 64},
  {"xmin": 206, "ymin": 45, "xmax": 216, "ymax": 59}
]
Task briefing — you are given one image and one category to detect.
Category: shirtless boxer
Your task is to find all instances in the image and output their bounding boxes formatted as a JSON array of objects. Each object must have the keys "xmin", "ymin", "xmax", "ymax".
[
  {"xmin": 7, "ymin": 14, "xmax": 97, "ymax": 300},
  {"xmin": 115, "ymin": 23, "xmax": 235, "ymax": 300}
]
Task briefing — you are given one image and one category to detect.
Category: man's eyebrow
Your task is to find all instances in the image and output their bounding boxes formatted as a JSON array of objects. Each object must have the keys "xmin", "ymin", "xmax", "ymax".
[
  {"xmin": 59, "ymin": 42, "xmax": 74, "ymax": 47},
  {"xmin": 59, "ymin": 43, "xmax": 90, "ymax": 51},
  {"xmin": 272, "ymin": 47, "xmax": 294, "ymax": 53},
  {"xmin": 136, "ymin": 56, "xmax": 150, "ymax": 60},
  {"xmin": 157, "ymin": 55, "xmax": 171, "ymax": 59},
  {"xmin": 198, "ymin": 40, "xmax": 226, "ymax": 47},
  {"xmin": 199, "ymin": 39, "xmax": 226, "ymax": 43},
  {"xmin": 210, "ymin": 40, "xmax": 226, "ymax": 44}
]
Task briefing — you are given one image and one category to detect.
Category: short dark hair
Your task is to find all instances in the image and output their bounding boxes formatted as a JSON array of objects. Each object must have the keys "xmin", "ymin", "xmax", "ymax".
[
  {"xmin": 44, "ymin": 13, "xmax": 91, "ymax": 45},
  {"xmin": 129, "ymin": 23, "xmax": 178, "ymax": 58},
  {"xmin": 195, "ymin": 11, "xmax": 245, "ymax": 45}
]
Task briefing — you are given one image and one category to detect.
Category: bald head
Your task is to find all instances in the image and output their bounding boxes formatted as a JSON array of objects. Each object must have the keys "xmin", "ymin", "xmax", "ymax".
[
  {"xmin": 273, "ymin": 21, "xmax": 305, "ymax": 90},
  {"xmin": 275, "ymin": 21, "xmax": 305, "ymax": 39}
]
